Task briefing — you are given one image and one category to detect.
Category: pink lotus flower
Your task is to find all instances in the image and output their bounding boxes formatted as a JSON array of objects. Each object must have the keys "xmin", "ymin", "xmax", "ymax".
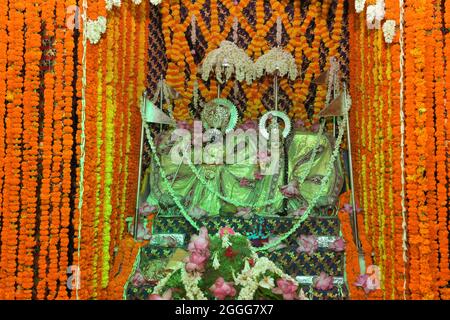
[
  {"xmin": 280, "ymin": 181, "xmax": 300, "ymax": 198},
  {"xmin": 185, "ymin": 227, "xmax": 210, "ymax": 273},
  {"xmin": 294, "ymin": 119, "xmax": 305, "ymax": 129},
  {"xmin": 329, "ymin": 238, "xmax": 346, "ymax": 252},
  {"xmin": 271, "ymin": 279, "xmax": 298, "ymax": 300},
  {"xmin": 209, "ymin": 277, "xmax": 236, "ymax": 300},
  {"xmin": 149, "ymin": 289, "xmax": 173, "ymax": 300},
  {"xmin": 185, "ymin": 251, "xmax": 209, "ymax": 272},
  {"xmin": 132, "ymin": 271, "xmax": 147, "ymax": 287},
  {"xmin": 139, "ymin": 202, "xmax": 158, "ymax": 217},
  {"xmin": 219, "ymin": 227, "xmax": 235, "ymax": 238},
  {"xmin": 254, "ymin": 171, "xmax": 264, "ymax": 181},
  {"xmin": 187, "ymin": 227, "xmax": 210, "ymax": 253},
  {"xmin": 236, "ymin": 207, "xmax": 252, "ymax": 219},
  {"xmin": 239, "ymin": 178, "xmax": 251, "ymax": 187},
  {"xmin": 296, "ymin": 235, "xmax": 318, "ymax": 255},
  {"xmin": 313, "ymin": 272, "xmax": 334, "ymax": 291}
]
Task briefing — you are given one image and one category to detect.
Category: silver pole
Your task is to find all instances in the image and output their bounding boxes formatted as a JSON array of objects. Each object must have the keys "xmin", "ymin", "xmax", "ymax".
[
  {"xmin": 345, "ymin": 104, "xmax": 361, "ymax": 253},
  {"xmin": 133, "ymin": 92, "xmax": 147, "ymax": 241},
  {"xmin": 274, "ymin": 71, "xmax": 279, "ymax": 111},
  {"xmin": 159, "ymin": 76, "xmax": 164, "ymax": 132}
]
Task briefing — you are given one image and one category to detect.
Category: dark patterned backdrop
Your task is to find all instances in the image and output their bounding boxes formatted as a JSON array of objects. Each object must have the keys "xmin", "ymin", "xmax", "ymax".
[{"xmin": 147, "ymin": 0, "xmax": 348, "ymax": 124}]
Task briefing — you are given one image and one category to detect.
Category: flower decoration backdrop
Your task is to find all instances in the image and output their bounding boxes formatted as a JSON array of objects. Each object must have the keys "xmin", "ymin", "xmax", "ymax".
[
  {"xmin": 348, "ymin": 0, "xmax": 450, "ymax": 300},
  {"xmin": 0, "ymin": 0, "xmax": 148, "ymax": 299},
  {"xmin": 146, "ymin": 0, "xmax": 349, "ymax": 125},
  {"xmin": 0, "ymin": 0, "xmax": 449, "ymax": 301}
]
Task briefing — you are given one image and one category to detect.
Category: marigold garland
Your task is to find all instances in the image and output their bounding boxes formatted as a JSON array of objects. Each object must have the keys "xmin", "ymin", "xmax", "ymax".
[
  {"xmin": 1, "ymin": 0, "xmax": 26, "ymax": 300},
  {"xmin": 0, "ymin": 0, "xmax": 9, "ymax": 299},
  {"xmin": 349, "ymin": 0, "xmax": 450, "ymax": 300},
  {"xmin": 16, "ymin": 0, "xmax": 41, "ymax": 300}
]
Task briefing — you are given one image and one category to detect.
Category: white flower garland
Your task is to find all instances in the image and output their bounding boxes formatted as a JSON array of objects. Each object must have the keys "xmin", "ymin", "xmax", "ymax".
[
  {"xmin": 155, "ymin": 256, "xmax": 299, "ymax": 300},
  {"xmin": 105, "ymin": 0, "xmax": 122, "ymax": 11},
  {"xmin": 234, "ymin": 257, "xmax": 297, "ymax": 300},
  {"xmin": 86, "ymin": 16, "xmax": 107, "ymax": 45},
  {"xmin": 366, "ymin": 0, "xmax": 385, "ymax": 30},
  {"xmin": 382, "ymin": 20, "xmax": 397, "ymax": 44},
  {"xmin": 86, "ymin": 0, "xmax": 161, "ymax": 45},
  {"xmin": 254, "ymin": 47, "xmax": 298, "ymax": 81},
  {"xmin": 106, "ymin": 0, "xmax": 160, "ymax": 10},
  {"xmin": 355, "ymin": 0, "xmax": 366, "ymax": 13},
  {"xmin": 201, "ymin": 40, "xmax": 256, "ymax": 84}
]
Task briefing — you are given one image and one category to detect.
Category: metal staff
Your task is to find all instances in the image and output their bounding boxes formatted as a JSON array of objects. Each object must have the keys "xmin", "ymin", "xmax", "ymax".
[
  {"xmin": 134, "ymin": 91, "xmax": 147, "ymax": 240},
  {"xmin": 343, "ymin": 87, "xmax": 361, "ymax": 253},
  {"xmin": 319, "ymin": 85, "xmax": 364, "ymax": 261}
]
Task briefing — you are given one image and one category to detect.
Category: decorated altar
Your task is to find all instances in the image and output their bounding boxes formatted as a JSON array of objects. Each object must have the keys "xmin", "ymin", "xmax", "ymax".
[
  {"xmin": 0, "ymin": 0, "xmax": 449, "ymax": 302},
  {"xmin": 122, "ymin": 9, "xmax": 355, "ymax": 297}
]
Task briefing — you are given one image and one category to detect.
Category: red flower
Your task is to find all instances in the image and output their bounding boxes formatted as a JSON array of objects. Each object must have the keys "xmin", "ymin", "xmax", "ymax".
[{"xmin": 224, "ymin": 247, "xmax": 237, "ymax": 259}]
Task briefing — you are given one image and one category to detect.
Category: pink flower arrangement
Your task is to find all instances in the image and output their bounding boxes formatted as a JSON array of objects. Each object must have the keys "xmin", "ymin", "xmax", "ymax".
[
  {"xmin": 187, "ymin": 227, "xmax": 210, "ymax": 252},
  {"xmin": 329, "ymin": 238, "xmax": 346, "ymax": 252},
  {"xmin": 185, "ymin": 227, "xmax": 210, "ymax": 273},
  {"xmin": 186, "ymin": 252, "xmax": 209, "ymax": 272},
  {"xmin": 149, "ymin": 289, "xmax": 173, "ymax": 300},
  {"xmin": 219, "ymin": 227, "xmax": 235, "ymax": 238},
  {"xmin": 313, "ymin": 272, "xmax": 334, "ymax": 291},
  {"xmin": 296, "ymin": 235, "xmax": 318, "ymax": 255},
  {"xmin": 280, "ymin": 181, "xmax": 300, "ymax": 198},
  {"xmin": 271, "ymin": 279, "xmax": 298, "ymax": 300},
  {"xmin": 209, "ymin": 277, "xmax": 237, "ymax": 300}
]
